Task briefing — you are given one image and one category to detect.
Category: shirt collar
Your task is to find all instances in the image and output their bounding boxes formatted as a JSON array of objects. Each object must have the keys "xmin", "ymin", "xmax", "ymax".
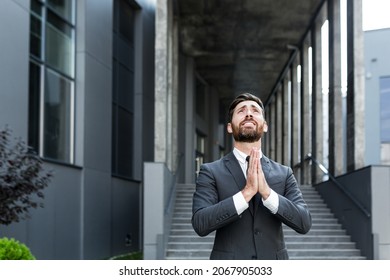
[{"xmin": 233, "ymin": 147, "xmax": 263, "ymax": 164}]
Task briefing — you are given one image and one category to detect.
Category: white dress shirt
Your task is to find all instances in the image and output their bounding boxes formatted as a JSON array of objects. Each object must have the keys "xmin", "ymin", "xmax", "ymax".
[{"xmin": 232, "ymin": 147, "xmax": 279, "ymax": 215}]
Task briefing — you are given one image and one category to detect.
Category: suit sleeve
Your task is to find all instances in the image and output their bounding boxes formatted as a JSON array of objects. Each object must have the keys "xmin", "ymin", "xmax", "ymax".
[
  {"xmin": 275, "ymin": 167, "xmax": 312, "ymax": 234},
  {"xmin": 192, "ymin": 163, "xmax": 240, "ymax": 237}
]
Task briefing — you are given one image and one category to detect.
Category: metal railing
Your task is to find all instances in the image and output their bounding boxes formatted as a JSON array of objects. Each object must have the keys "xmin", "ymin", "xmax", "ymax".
[{"xmin": 295, "ymin": 153, "xmax": 371, "ymax": 218}]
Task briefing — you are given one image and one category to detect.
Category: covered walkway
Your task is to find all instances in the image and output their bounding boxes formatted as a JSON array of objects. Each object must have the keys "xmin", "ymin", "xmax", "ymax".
[{"xmin": 144, "ymin": 0, "xmax": 390, "ymax": 260}]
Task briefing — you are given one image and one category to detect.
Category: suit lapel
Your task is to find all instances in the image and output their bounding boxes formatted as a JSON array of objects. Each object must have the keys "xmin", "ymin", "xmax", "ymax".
[
  {"xmin": 224, "ymin": 152, "xmax": 246, "ymax": 192},
  {"xmin": 261, "ymin": 155, "xmax": 271, "ymax": 181}
]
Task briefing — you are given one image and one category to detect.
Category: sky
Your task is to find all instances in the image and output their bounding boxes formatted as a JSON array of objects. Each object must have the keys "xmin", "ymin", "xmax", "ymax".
[{"xmin": 362, "ymin": 0, "xmax": 390, "ymax": 31}]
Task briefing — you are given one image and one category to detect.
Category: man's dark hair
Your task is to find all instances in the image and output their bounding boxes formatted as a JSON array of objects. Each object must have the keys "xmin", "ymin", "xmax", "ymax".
[{"xmin": 227, "ymin": 92, "xmax": 265, "ymax": 122}]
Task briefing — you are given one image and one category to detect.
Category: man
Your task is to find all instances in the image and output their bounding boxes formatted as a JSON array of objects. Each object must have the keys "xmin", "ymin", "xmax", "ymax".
[{"xmin": 192, "ymin": 92, "xmax": 312, "ymax": 260}]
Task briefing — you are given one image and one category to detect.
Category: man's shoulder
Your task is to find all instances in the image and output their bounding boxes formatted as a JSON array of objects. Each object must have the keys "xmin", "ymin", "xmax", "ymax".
[
  {"xmin": 202, "ymin": 152, "xmax": 234, "ymax": 168},
  {"xmin": 265, "ymin": 155, "xmax": 292, "ymax": 171}
]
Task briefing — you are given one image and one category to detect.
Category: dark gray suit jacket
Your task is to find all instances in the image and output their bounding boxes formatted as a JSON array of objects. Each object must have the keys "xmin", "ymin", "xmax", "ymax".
[{"xmin": 192, "ymin": 152, "xmax": 312, "ymax": 260}]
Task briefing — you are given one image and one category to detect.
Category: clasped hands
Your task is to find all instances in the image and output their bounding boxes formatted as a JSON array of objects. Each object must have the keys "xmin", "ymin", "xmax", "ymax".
[{"xmin": 241, "ymin": 147, "xmax": 271, "ymax": 203}]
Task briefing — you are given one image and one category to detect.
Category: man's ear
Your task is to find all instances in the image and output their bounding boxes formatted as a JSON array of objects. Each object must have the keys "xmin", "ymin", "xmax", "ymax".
[
  {"xmin": 227, "ymin": 123, "xmax": 233, "ymax": 134},
  {"xmin": 263, "ymin": 121, "xmax": 268, "ymax": 133}
]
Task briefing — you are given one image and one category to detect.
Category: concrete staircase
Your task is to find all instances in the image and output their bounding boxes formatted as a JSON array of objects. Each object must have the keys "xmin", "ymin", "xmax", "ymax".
[{"xmin": 165, "ymin": 184, "xmax": 366, "ymax": 260}]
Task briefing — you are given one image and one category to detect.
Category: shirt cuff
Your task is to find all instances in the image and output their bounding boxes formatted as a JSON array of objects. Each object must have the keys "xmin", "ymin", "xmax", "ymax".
[
  {"xmin": 262, "ymin": 189, "xmax": 279, "ymax": 214},
  {"xmin": 233, "ymin": 192, "xmax": 249, "ymax": 215}
]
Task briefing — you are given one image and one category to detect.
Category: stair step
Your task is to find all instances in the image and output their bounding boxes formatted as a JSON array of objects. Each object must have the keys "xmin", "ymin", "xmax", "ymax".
[
  {"xmin": 284, "ymin": 235, "xmax": 351, "ymax": 242},
  {"xmin": 288, "ymin": 249, "xmax": 362, "ymax": 257},
  {"xmin": 286, "ymin": 242, "xmax": 357, "ymax": 249},
  {"xmin": 166, "ymin": 184, "xmax": 365, "ymax": 260},
  {"xmin": 290, "ymin": 256, "xmax": 366, "ymax": 260},
  {"xmin": 168, "ymin": 236, "xmax": 215, "ymax": 243}
]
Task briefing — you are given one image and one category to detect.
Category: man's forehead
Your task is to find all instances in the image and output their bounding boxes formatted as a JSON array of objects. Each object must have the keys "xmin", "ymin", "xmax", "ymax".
[{"xmin": 235, "ymin": 100, "xmax": 262, "ymax": 109}]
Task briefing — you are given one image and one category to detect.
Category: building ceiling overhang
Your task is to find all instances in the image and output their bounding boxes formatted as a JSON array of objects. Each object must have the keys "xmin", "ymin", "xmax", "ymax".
[{"xmin": 176, "ymin": 0, "xmax": 324, "ymax": 103}]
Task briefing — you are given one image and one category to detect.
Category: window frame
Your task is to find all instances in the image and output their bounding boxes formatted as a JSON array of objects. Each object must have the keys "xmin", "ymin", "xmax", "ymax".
[{"xmin": 28, "ymin": 0, "xmax": 76, "ymax": 164}]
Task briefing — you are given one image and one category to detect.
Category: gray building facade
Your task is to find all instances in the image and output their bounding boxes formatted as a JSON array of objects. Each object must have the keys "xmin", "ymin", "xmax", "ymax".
[
  {"xmin": 1, "ymin": 0, "xmax": 389, "ymax": 260},
  {"xmin": 364, "ymin": 28, "xmax": 390, "ymax": 166},
  {"xmin": 0, "ymin": 0, "xmax": 155, "ymax": 259}
]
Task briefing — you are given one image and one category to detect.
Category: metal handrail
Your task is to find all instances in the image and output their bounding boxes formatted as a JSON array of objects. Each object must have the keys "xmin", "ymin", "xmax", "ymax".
[{"xmin": 298, "ymin": 153, "xmax": 371, "ymax": 218}]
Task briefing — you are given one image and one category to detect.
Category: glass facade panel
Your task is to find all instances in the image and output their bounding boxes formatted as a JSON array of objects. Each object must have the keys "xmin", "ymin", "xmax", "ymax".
[
  {"xmin": 30, "ymin": 1, "xmax": 42, "ymax": 59},
  {"xmin": 112, "ymin": 0, "xmax": 136, "ymax": 178},
  {"xmin": 119, "ymin": 0, "xmax": 135, "ymax": 43},
  {"xmin": 380, "ymin": 76, "xmax": 390, "ymax": 143},
  {"xmin": 28, "ymin": 0, "xmax": 75, "ymax": 164},
  {"xmin": 117, "ymin": 107, "xmax": 133, "ymax": 176},
  {"xmin": 47, "ymin": 0, "xmax": 74, "ymax": 22},
  {"xmin": 44, "ymin": 69, "xmax": 72, "ymax": 162},
  {"xmin": 118, "ymin": 63, "xmax": 134, "ymax": 111},
  {"xmin": 28, "ymin": 61, "xmax": 41, "ymax": 152},
  {"xmin": 46, "ymin": 13, "xmax": 74, "ymax": 77}
]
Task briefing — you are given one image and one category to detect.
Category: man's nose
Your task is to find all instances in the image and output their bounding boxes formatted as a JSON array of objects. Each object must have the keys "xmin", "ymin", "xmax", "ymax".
[{"xmin": 246, "ymin": 109, "xmax": 253, "ymax": 117}]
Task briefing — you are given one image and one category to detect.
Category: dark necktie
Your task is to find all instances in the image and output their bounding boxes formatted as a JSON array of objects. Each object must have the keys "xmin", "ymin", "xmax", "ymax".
[
  {"xmin": 246, "ymin": 155, "xmax": 260, "ymax": 213},
  {"xmin": 246, "ymin": 156, "xmax": 250, "ymax": 176}
]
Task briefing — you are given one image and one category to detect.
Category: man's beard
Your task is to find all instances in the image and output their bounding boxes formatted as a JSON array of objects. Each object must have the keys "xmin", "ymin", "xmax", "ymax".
[{"xmin": 231, "ymin": 122, "xmax": 264, "ymax": 143}]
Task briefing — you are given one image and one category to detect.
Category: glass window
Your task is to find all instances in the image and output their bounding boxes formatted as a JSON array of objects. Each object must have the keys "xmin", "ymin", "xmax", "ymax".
[
  {"xmin": 47, "ymin": 0, "xmax": 73, "ymax": 22},
  {"xmin": 119, "ymin": 0, "xmax": 135, "ymax": 43},
  {"xmin": 30, "ymin": 1, "xmax": 42, "ymax": 59},
  {"xmin": 44, "ymin": 69, "xmax": 73, "ymax": 162},
  {"xmin": 380, "ymin": 76, "xmax": 390, "ymax": 143},
  {"xmin": 195, "ymin": 132, "xmax": 205, "ymax": 177},
  {"xmin": 28, "ymin": 0, "xmax": 75, "ymax": 164},
  {"xmin": 46, "ymin": 10, "xmax": 74, "ymax": 76},
  {"xmin": 28, "ymin": 61, "xmax": 41, "ymax": 152},
  {"xmin": 112, "ymin": 0, "xmax": 137, "ymax": 179}
]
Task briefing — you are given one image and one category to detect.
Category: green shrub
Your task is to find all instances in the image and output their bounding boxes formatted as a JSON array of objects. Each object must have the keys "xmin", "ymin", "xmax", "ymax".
[
  {"xmin": 0, "ymin": 237, "xmax": 35, "ymax": 260},
  {"xmin": 109, "ymin": 251, "xmax": 143, "ymax": 260}
]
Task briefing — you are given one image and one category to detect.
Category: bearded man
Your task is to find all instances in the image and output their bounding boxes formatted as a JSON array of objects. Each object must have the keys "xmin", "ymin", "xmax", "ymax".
[{"xmin": 192, "ymin": 92, "xmax": 312, "ymax": 260}]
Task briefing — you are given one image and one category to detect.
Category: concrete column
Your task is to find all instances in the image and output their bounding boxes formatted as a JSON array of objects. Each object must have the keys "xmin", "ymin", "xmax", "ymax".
[
  {"xmin": 276, "ymin": 88, "xmax": 283, "ymax": 163},
  {"xmin": 282, "ymin": 77, "xmax": 290, "ymax": 166},
  {"xmin": 171, "ymin": 18, "xmax": 179, "ymax": 172},
  {"xmin": 311, "ymin": 19, "xmax": 324, "ymax": 184},
  {"xmin": 265, "ymin": 100, "xmax": 271, "ymax": 158},
  {"xmin": 269, "ymin": 98, "xmax": 276, "ymax": 160},
  {"xmin": 300, "ymin": 41, "xmax": 311, "ymax": 185},
  {"xmin": 155, "ymin": 0, "xmax": 173, "ymax": 167},
  {"xmin": 346, "ymin": 0, "xmax": 365, "ymax": 171},
  {"xmin": 290, "ymin": 58, "xmax": 300, "ymax": 170},
  {"xmin": 328, "ymin": 0, "xmax": 344, "ymax": 176},
  {"xmin": 184, "ymin": 58, "xmax": 196, "ymax": 183},
  {"xmin": 264, "ymin": 108, "xmax": 270, "ymax": 157}
]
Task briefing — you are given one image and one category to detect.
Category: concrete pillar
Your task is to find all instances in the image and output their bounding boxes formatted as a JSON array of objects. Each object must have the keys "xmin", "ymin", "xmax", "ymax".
[
  {"xmin": 290, "ymin": 58, "xmax": 300, "ymax": 170},
  {"xmin": 155, "ymin": 0, "xmax": 176, "ymax": 170},
  {"xmin": 184, "ymin": 58, "xmax": 196, "ymax": 183},
  {"xmin": 328, "ymin": 0, "xmax": 344, "ymax": 176},
  {"xmin": 155, "ymin": 0, "xmax": 168, "ymax": 163},
  {"xmin": 276, "ymin": 87, "xmax": 283, "ymax": 163},
  {"xmin": 300, "ymin": 41, "xmax": 311, "ymax": 185},
  {"xmin": 346, "ymin": 0, "xmax": 365, "ymax": 171},
  {"xmin": 264, "ymin": 108, "xmax": 270, "ymax": 157},
  {"xmin": 269, "ymin": 98, "xmax": 276, "ymax": 160},
  {"xmin": 282, "ymin": 77, "xmax": 290, "ymax": 166},
  {"xmin": 171, "ymin": 19, "xmax": 179, "ymax": 172},
  {"xmin": 311, "ymin": 19, "xmax": 324, "ymax": 184}
]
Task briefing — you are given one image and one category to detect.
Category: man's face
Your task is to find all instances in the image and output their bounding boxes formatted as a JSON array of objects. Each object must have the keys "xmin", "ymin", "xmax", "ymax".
[{"xmin": 227, "ymin": 100, "xmax": 268, "ymax": 142}]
